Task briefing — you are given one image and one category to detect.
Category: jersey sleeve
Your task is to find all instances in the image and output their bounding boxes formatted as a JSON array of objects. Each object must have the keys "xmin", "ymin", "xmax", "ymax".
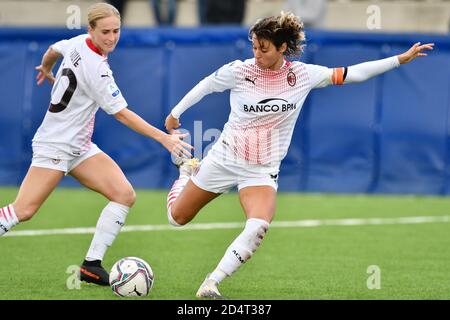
[
  {"xmin": 305, "ymin": 63, "xmax": 334, "ymax": 89},
  {"xmin": 306, "ymin": 56, "xmax": 400, "ymax": 89},
  {"xmin": 345, "ymin": 56, "xmax": 400, "ymax": 83},
  {"xmin": 51, "ymin": 34, "xmax": 88, "ymax": 56},
  {"xmin": 87, "ymin": 62, "xmax": 128, "ymax": 115},
  {"xmin": 205, "ymin": 60, "xmax": 240, "ymax": 92}
]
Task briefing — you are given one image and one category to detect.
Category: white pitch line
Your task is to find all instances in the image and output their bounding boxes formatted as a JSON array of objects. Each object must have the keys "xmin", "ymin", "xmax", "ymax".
[{"xmin": 4, "ymin": 215, "xmax": 450, "ymax": 237}]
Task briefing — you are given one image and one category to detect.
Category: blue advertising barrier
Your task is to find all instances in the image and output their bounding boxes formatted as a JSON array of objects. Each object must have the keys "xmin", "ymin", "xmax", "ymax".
[{"xmin": 0, "ymin": 27, "xmax": 449, "ymax": 195}]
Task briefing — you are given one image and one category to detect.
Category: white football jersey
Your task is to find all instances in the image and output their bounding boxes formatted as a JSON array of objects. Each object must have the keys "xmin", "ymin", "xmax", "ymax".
[
  {"xmin": 200, "ymin": 58, "xmax": 334, "ymax": 173},
  {"xmin": 32, "ymin": 34, "xmax": 127, "ymax": 159}
]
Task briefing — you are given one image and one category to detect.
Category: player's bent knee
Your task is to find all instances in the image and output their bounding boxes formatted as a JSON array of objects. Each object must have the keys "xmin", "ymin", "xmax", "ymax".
[
  {"xmin": 109, "ymin": 187, "xmax": 136, "ymax": 208},
  {"xmin": 122, "ymin": 189, "xmax": 136, "ymax": 208},
  {"xmin": 167, "ymin": 212, "xmax": 183, "ymax": 227},
  {"xmin": 127, "ymin": 189, "xmax": 137, "ymax": 207},
  {"xmin": 175, "ymin": 215, "xmax": 192, "ymax": 226},
  {"xmin": 14, "ymin": 205, "xmax": 38, "ymax": 222},
  {"xmin": 168, "ymin": 206, "xmax": 193, "ymax": 226}
]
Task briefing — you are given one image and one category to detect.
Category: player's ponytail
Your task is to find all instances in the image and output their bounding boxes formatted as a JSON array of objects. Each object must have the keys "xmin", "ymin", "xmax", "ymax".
[
  {"xmin": 249, "ymin": 11, "xmax": 305, "ymax": 58},
  {"xmin": 87, "ymin": 2, "xmax": 121, "ymax": 29}
]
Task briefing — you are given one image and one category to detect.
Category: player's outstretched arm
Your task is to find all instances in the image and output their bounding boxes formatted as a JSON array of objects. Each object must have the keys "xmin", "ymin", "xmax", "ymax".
[
  {"xmin": 114, "ymin": 107, "xmax": 193, "ymax": 158},
  {"xmin": 35, "ymin": 47, "xmax": 61, "ymax": 85},
  {"xmin": 397, "ymin": 42, "xmax": 434, "ymax": 64},
  {"xmin": 339, "ymin": 42, "xmax": 434, "ymax": 85}
]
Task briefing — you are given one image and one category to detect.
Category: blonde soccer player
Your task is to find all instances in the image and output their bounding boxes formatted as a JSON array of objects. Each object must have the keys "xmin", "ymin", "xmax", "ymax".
[
  {"xmin": 164, "ymin": 12, "xmax": 434, "ymax": 299},
  {"xmin": 0, "ymin": 3, "xmax": 192, "ymax": 285}
]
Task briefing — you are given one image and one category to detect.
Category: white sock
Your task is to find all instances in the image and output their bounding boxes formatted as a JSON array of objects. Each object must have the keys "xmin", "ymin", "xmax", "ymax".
[
  {"xmin": 166, "ymin": 175, "xmax": 190, "ymax": 226},
  {"xmin": 209, "ymin": 218, "xmax": 270, "ymax": 284},
  {"xmin": 85, "ymin": 202, "xmax": 129, "ymax": 261},
  {"xmin": 0, "ymin": 204, "xmax": 19, "ymax": 236}
]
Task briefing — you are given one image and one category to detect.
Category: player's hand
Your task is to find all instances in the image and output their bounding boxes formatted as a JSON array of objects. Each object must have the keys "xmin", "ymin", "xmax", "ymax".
[
  {"xmin": 397, "ymin": 42, "xmax": 434, "ymax": 64},
  {"xmin": 162, "ymin": 132, "xmax": 193, "ymax": 158},
  {"xmin": 35, "ymin": 65, "xmax": 55, "ymax": 85},
  {"xmin": 165, "ymin": 113, "xmax": 181, "ymax": 133}
]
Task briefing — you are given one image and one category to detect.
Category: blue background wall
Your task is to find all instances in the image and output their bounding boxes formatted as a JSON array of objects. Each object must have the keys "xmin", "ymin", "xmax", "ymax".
[{"xmin": 0, "ymin": 27, "xmax": 449, "ymax": 195}]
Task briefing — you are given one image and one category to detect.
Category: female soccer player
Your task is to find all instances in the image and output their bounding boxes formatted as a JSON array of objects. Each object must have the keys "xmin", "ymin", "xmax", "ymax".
[
  {"xmin": 164, "ymin": 12, "xmax": 434, "ymax": 299},
  {"xmin": 0, "ymin": 3, "xmax": 191, "ymax": 285}
]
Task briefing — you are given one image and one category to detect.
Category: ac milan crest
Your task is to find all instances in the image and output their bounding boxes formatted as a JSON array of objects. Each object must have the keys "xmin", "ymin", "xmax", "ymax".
[{"xmin": 287, "ymin": 71, "xmax": 296, "ymax": 87}]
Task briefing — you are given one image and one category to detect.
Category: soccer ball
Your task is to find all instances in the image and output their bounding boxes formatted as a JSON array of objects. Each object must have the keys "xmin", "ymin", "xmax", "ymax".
[{"xmin": 109, "ymin": 257, "xmax": 154, "ymax": 297}]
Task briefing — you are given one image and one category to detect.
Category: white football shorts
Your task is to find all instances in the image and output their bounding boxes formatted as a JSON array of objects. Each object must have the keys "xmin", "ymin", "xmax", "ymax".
[
  {"xmin": 190, "ymin": 152, "xmax": 279, "ymax": 194},
  {"xmin": 31, "ymin": 143, "xmax": 102, "ymax": 175}
]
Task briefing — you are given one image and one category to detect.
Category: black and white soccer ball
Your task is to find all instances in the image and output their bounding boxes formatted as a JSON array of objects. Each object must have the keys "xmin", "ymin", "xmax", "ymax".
[{"xmin": 109, "ymin": 257, "xmax": 154, "ymax": 297}]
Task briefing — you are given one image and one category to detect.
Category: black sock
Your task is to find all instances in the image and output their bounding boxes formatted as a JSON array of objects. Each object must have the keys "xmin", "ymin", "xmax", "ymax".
[{"xmin": 82, "ymin": 259, "xmax": 102, "ymax": 267}]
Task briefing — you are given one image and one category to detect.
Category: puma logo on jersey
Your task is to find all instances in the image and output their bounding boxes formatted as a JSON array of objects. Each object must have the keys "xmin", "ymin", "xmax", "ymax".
[
  {"xmin": 101, "ymin": 74, "xmax": 110, "ymax": 78},
  {"xmin": 245, "ymin": 77, "xmax": 257, "ymax": 85}
]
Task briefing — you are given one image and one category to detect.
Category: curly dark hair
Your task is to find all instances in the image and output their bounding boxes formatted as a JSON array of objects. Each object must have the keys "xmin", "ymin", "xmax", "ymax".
[{"xmin": 248, "ymin": 11, "xmax": 305, "ymax": 57}]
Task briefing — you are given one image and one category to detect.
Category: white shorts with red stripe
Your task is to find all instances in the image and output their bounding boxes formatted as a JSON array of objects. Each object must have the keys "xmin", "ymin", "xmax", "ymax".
[{"xmin": 31, "ymin": 143, "xmax": 102, "ymax": 175}]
